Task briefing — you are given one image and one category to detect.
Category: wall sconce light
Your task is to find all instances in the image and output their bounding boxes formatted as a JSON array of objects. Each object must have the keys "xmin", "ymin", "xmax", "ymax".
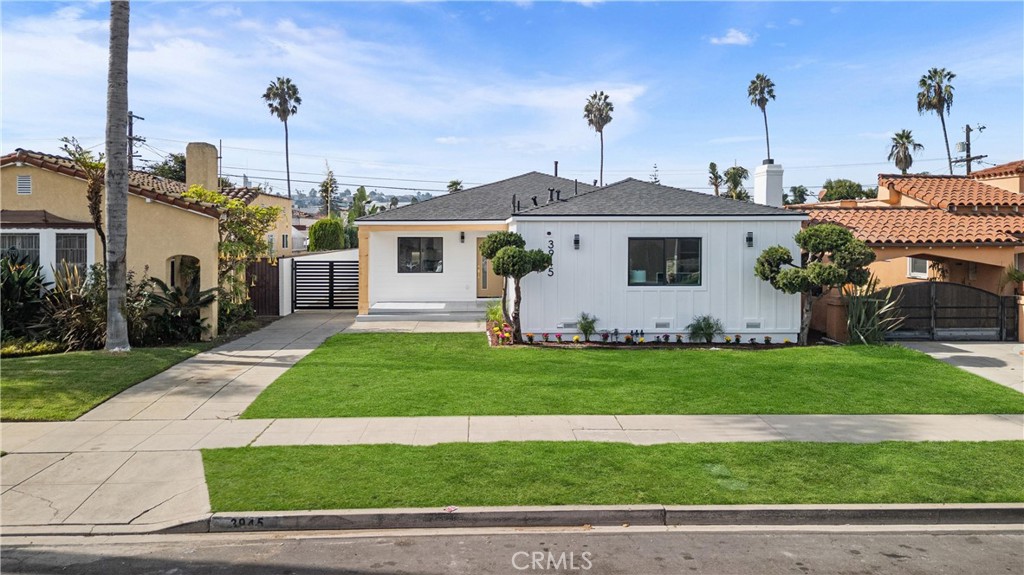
[
  {"xmin": 460, "ymin": 231, "xmax": 465, "ymax": 243},
  {"xmin": 573, "ymin": 234, "xmax": 580, "ymax": 250},
  {"xmin": 745, "ymin": 232, "xmax": 754, "ymax": 248}
]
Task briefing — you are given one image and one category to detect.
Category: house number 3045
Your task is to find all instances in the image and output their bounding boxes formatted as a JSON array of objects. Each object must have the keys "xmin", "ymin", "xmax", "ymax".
[{"xmin": 547, "ymin": 239, "xmax": 555, "ymax": 276}]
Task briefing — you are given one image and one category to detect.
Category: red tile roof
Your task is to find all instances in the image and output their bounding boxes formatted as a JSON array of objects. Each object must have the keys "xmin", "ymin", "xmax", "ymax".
[
  {"xmin": 2, "ymin": 149, "xmax": 268, "ymax": 216},
  {"xmin": 804, "ymin": 207, "xmax": 1024, "ymax": 245},
  {"xmin": 879, "ymin": 174, "xmax": 1024, "ymax": 209},
  {"xmin": 971, "ymin": 160, "xmax": 1024, "ymax": 179}
]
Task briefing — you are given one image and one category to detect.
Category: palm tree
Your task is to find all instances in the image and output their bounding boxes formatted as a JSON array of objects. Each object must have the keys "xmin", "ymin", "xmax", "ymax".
[
  {"xmin": 263, "ymin": 77, "xmax": 302, "ymax": 199},
  {"xmin": 583, "ymin": 91, "xmax": 614, "ymax": 186},
  {"xmin": 917, "ymin": 68, "xmax": 955, "ymax": 175},
  {"xmin": 447, "ymin": 180, "xmax": 464, "ymax": 193},
  {"xmin": 888, "ymin": 130, "xmax": 925, "ymax": 175},
  {"xmin": 747, "ymin": 74, "xmax": 776, "ymax": 162},
  {"xmin": 724, "ymin": 165, "xmax": 750, "ymax": 201},
  {"xmin": 708, "ymin": 162, "xmax": 724, "ymax": 197},
  {"xmin": 104, "ymin": 0, "xmax": 130, "ymax": 351}
]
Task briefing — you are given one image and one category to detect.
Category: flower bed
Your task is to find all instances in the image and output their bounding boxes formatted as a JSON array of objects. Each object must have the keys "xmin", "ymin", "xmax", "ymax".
[{"xmin": 485, "ymin": 323, "xmax": 799, "ymax": 349}]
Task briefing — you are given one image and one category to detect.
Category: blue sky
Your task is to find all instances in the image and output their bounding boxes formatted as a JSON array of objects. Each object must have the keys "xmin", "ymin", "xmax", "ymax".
[{"xmin": 3, "ymin": 1, "xmax": 1022, "ymax": 197}]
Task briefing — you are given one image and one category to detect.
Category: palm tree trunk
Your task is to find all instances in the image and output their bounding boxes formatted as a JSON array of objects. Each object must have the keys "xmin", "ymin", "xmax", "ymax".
[
  {"xmin": 104, "ymin": 0, "xmax": 130, "ymax": 351},
  {"xmin": 599, "ymin": 130, "xmax": 604, "ymax": 187},
  {"xmin": 284, "ymin": 119, "xmax": 292, "ymax": 199},
  {"xmin": 939, "ymin": 112, "xmax": 953, "ymax": 175},
  {"xmin": 762, "ymin": 109, "xmax": 771, "ymax": 161}
]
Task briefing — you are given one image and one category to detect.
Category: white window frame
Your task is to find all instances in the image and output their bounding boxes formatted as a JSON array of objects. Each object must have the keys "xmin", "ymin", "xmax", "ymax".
[
  {"xmin": 16, "ymin": 175, "xmax": 32, "ymax": 195},
  {"xmin": 907, "ymin": 257, "xmax": 929, "ymax": 279}
]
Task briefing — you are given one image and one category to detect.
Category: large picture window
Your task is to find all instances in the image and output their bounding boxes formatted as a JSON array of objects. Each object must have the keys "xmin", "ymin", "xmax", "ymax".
[
  {"xmin": 398, "ymin": 237, "xmax": 443, "ymax": 273},
  {"xmin": 55, "ymin": 233, "xmax": 88, "ymax": 276},
  {"xmin": 628, "ymin": 238, "xmax": 701, "ymax": 286}
]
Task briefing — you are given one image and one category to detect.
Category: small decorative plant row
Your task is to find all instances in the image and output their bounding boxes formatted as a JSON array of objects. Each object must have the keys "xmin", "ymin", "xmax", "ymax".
[{"xmin": 488, "ymin": 322, "xmax": 794, "ymax": 349}]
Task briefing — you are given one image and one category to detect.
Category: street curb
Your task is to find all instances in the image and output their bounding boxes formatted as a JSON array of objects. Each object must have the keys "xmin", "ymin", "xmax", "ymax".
[
  {"xmin": 167, "ymin": 503, "xmax": 1024, "ymax": 534},
  {"xmin": 4, "ymin": 504, "xmax": 1020, "ymax": 537}
]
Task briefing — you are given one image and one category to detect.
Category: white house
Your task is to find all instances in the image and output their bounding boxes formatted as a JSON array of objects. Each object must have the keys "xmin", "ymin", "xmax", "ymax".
[{"xmin": 357, "ymin": 164, "xmax": 805, "ymax": 340}]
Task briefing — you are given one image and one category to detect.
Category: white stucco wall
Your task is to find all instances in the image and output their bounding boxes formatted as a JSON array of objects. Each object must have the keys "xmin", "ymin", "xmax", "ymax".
[
  {"xmin": 512, "ymin": 217, "xmax": 803, "ymax": 340},
  {"xmin": 368, "ymin": 230, "xmax": 495, "ymax": 303}
]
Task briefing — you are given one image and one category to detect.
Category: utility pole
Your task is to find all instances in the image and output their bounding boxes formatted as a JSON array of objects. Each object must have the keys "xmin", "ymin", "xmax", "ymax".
[
  {"xmin": 953, "ymin": 123, "xmax": 987, "ymax": 175},
  {"xmin": 127, "ymin": 111, "xmax": 145, "ymax": 170}
]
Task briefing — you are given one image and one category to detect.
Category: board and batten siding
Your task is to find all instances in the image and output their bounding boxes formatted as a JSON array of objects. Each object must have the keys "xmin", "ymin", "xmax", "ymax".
[
  {"xmin": 367, "ymin": 228, "xmax": 498, "ymax": 303},
  {"xmin": 512, "ymin": 218, "xmax": 803, "ymax": 340}
]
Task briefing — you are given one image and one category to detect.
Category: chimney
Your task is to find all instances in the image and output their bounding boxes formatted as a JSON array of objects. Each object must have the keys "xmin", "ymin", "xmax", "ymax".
[
  {"xmin": 185, "ymin": 142, "xmax": 219, "ymax": 191},
  {"xmin": 554, "ymin": 161, "xmax": 559, "ymax": 177},
  {"xmin": 754, "ymin": 162, "xmax": 784, "ymax": 207}
]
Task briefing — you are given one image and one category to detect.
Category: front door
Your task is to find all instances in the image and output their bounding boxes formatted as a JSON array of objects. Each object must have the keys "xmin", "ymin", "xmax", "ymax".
[{"xmin": 476, "ymin": 238, "xmax": 503, "ymax": 298}]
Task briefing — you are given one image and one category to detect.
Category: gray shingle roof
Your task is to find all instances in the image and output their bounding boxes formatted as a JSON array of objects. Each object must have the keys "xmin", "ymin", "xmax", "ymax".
[
  {"xmin": 515, "ymin": 178, "xmax": 805, "ymax": 217},
  {"xmin": 358, "ymin": 172, "xmax": 597, "ymax": 222}
]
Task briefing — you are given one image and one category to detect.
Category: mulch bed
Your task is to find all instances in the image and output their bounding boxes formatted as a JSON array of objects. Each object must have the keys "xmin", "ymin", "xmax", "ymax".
[{"xmin": 485, "ymin": 321, "xmax": 801, "ymax": 350}]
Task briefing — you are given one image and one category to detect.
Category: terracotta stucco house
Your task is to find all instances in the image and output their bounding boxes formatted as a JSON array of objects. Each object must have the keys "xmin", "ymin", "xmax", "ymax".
[
  {"xmin": 792, "ymin": 164, "xmax": 1024, "ymax": 341},
  {"xmin": 1, "ymin": 142, "xmax": 293, "ymax": 336}
]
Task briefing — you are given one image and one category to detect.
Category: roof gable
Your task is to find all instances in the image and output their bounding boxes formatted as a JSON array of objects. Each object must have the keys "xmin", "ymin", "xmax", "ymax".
[
  {"xmin": 971, "ymin": 160, "xmax": 1024, "ymax": 179},
  {"xmin": 879, "ymin": 174, "xmax": 1024, "ymax": 209},
  {"xmin": 516, "ymin": 178, "xmax": 802, "ymax": 217},
  {"xmin": 359, "ymin": 172, "xmax": 597, "ymax": 222}
]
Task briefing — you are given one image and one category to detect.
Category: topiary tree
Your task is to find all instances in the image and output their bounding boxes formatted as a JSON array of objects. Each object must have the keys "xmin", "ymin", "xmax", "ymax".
[
  {"xmin": 480, "ymin": 231, "xmax": 550, "ymax": 343},
  {"xmin": 755, "ymin": 223, "xmax": 875, "ymax": 345},
  {"xmin": 308, "ymin": 218, "xmax": 346, "ymax": 251}
]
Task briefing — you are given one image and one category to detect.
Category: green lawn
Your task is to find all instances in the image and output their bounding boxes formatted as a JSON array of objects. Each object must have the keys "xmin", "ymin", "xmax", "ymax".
[
  {"xmin": 1, "ymin": 344, "xmax": 212, "ymax": 421},
  {"xmin": 242, "ymin": 333, "xmax": 1024, "ymax": 417},
  {"xmin": 203, "ymin": 441, "xmax": 1024, "ymax": 511}
]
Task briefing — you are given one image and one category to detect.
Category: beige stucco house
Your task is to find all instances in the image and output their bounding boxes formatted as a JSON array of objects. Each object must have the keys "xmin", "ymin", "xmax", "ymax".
[{"xmin": 0, "ymin": 142, "xmax": 293, "ymax": 337}]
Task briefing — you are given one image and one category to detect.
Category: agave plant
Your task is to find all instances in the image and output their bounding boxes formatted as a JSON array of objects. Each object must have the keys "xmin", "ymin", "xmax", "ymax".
[
  {"xmin": 0, "ymin": 254, "xmax": 50, "ymax": 339},
  {"xmin": 843, "ymin": 276, "xmax": 905, "ymax": 345},
  {"xmin": 147, "ymin": 278, "xmax": 217, "ymax": 343}
]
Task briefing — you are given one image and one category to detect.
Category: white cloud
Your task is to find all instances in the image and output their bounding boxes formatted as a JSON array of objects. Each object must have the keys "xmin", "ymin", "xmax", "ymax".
[
  {"xmin": 435, "ymin": 136, "xmax": 468, "ymax": 145},
  {"xmin": 707, "ymin": 135, "xmax": 762, "ymax": 145},
  {"xmin": 789, "ymin": 18, "xmax": 803, "ymax": 26},
  {"xmin": 709, "ymin": 29, "xmax": 754, "ymax": 46}
]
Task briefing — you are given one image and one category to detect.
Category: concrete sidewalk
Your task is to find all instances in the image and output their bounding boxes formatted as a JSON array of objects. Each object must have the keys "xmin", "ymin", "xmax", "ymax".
[
  {"xmin": 1, "ymin": 310, "xmax": 355, "ymax": 532},
  {"xmin": 3, "ymin": 315, "xmax": 1023, "ymax": 534}
]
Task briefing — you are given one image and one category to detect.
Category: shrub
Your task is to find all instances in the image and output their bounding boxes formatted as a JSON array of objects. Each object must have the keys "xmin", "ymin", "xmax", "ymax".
[
  {"xmin": 0, "ymin": 337, "xmax": 66, "ymax": 358},
  {"xmin": 219, "ymin": 299, "xmax": 255, "ymax": 336},
  {"xmin": 37, "ymin": 263, "xmax": 154, "ymax": 350},
  {"xmin": 0, "ymin": 254, "xmax": 49, "ymax": 339},
  {"xmin": 844, "ymin": 276, "xmax": 905, "ymax": 345},
  {"xmin": 486, "ymin": 300, "xmax": 503, "ymax": 323},
  {"xmin": 147, "ymin": 278, "xmax": 218, "ymax": 344},
  {"xmin": 686, "ymin": 315, "xmax": 725, "ymax": 343},
  {"xmin": 577, "ymin": 312, "xmax": 598, "ymax": 342},
  {"xmin": 308, "ymin": 218, "xmax": 346, "ymax": 251}
]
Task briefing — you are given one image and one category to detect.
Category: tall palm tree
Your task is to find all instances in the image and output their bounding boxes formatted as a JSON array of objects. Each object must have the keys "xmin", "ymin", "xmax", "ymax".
[
  {"xmin": 104, "ymin": 0, "xmax": 130, "ymax": 351},
  {"xmin": 708, "ymin": 162, "xmax": 724, "ymax": 197},
  {"xmin": 888, "ymin": 130, "xmax": 925, "ymax": 175},
  {"xmin": 724, "ymin": 165, "xmax": 750, "ymax": 201},
  {"xmin": 263, "ymin": 77, "xmax": 302, "ymax": 199},
  {"xmin": 747, "ymin": 73, "xmax": 776, "ymax": 162},
  {"xmin": 917, "ymin": 67, "xmax": 955, "ymax": 175},
  {"xmin": 583, "ymin": 91, "xmax": 614, "ymax": 186}
]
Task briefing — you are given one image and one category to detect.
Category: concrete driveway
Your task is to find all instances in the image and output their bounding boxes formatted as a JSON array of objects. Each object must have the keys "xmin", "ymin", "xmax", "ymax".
[{"xmin": 901, "ymin": 341, "xmax": 1024, "ymax": 393}]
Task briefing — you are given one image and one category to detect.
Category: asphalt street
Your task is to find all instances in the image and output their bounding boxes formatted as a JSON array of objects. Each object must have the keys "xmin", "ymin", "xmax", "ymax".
[{"xmin": 2, "ymin": 526, "xmax": 1022, "ymax": 575}]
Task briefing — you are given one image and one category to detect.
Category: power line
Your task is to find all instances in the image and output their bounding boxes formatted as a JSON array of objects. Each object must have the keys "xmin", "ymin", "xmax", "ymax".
[
  {"xmin": 221, "ymin": 165, "xmax": 482, "ymax": 186},
  {"xmin": 221, "ymin": 172, "xmax": 446, "ymax": 193}
]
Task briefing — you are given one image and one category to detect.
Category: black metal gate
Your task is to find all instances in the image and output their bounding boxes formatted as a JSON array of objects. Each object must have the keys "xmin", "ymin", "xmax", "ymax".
[
  {"xmin": 246, "ymin": 258, "xmax": 280, "ymax": 316},
  {"xmin": 884, "ymin": 281, "xmax": 1018, "ymax": 341},
  {"xmin": 292, "ymin": 260, "xmax": 358, "ymax": 310}
]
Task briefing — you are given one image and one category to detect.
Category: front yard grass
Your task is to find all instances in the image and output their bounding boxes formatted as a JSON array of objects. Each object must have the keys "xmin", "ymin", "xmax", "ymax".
[
  {"xmin": 1, "ymin": 344, "xmax": 212, "ymax": 421},
  {"xmin": 242, "ymin": 333, "xmax": 1024, "ymax": 417},
  {"xmin": 203, "ymin": 441, "xmax": 1024, "ymax": 511}
]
